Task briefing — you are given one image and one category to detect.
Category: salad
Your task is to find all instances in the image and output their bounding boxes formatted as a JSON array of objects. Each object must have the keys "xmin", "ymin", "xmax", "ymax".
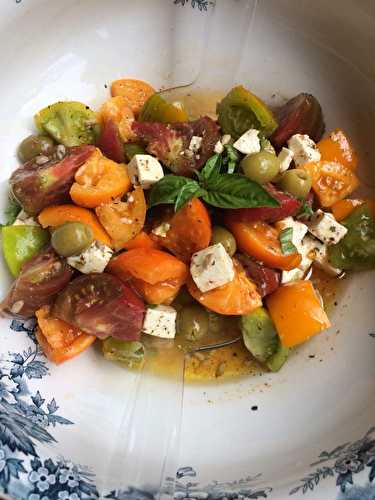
[{"xmin": 1, "ymin": 78, "xmax": 374, "ymax": 380}]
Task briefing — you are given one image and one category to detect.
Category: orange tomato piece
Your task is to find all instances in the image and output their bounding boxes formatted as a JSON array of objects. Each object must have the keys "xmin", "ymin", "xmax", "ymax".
[
  {"xmin": 98, "ymin": 96, "xmax": 136, "ymax": 142},
  {"xmin": 331, "ymin": 198, "xmax": 364, "ymax": 221},
  {"xmin": 317, "ymin": 129, "xmax": 358, "ymax": 171},
  {"xmin": 152, "ymin": 198, "xmax": 212, "ymax": 262},
  {"xmin": 35, "ymin": 306, "xmax": 96, "ymax": 364},
  {"xmin": 266, "ymin": 280, "xmax": 331, "ymax": 348},
  {"xmin": 111, "ymin": 78, "xmax": 155, "ymax": 115},
  {"xmin": 226, "ymin": 219, "xmax": 301, "ymax": 271},
  {"xmin": 38, "ymin": 204, "xmax": 112, "ymax": 247},
  {"xmin": 302, "ymin": 161, "xmax": 359, "ymax": 208},
  {"xmin": 96, "ymin": 187, "xmax": 147, "ymax": 251},
  {"xmin": 131, "ymin": 276, "xmax": 185, "ymax": 305},
  {"xmin": 108, "ymin": 248, "xmax": 188, "ymax": 285},
  {"xmin": 122, "ymin": 231, "xmax": 160, "ymax": 250},
  {"xmin": 70, "ymin": 148, "xmax": 131, "ymax": 208},
  {"xmin": 187, "ymin": 259, "xmax": 261, "ymax": 316}
]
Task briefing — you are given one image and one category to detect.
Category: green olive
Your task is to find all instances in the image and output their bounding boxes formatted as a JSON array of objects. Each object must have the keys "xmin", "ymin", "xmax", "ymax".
[
  {"xmin": 240, "ymin": 151, "xmax": 280, "ymax": 183},
  {"xmin": 177, "ymin": 304, "xmax": 209, "ymax": 342},
  {"xmin": 51, "ymin": 222, "xmax": 93, "ymax": 257},
  {"xmin": 280, "ymin": 168, "xmax": 312, "ymax": 199},
  {"xmin": 18, "ymin": 135, "xmax": 55, "ymax": 163},
  {"xmin": 211, "ymin": 226, "xmax": 237, "ymax": 256}
]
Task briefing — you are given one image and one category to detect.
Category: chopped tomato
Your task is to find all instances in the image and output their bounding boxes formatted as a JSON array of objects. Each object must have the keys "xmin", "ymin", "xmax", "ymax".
[
  {"xmin": 152, "ymin": 198, "xmax": 211, "ymax": 262},
  {"xmin": 187, "ymin": 259, "xmax": 261, "ymax": 315},
  {"xmin": 131, "ymin": 277, "xmax": 185, "ymax": 305},
  {"xmin": 331, "ymin": 198, "xmax": 364, "ymax": 221},
  {"xmin": 317, "ymin": 129, "xmax": 358, "ymax": 171},
  {"xmin": 123, "ymin": 231, "xmax": 159, "ymax": 250},
  {"xmin": 225, "ymin": 218, "xmax": 301, "ymax": 271},
  {"xmin": 35, "ymin": 305, "xmax": 96, "ymax": 364},
  {"xmin": 96, "ymin": 187, "xmax": 146, "ymax": 251},
  {"xmin": 266, "ymin": 280, "xmax": 331, "ymax": 347},
  {"xmin": 302, "ymin": 161, "xmax": 359, "ymax": 208},
  {"xmin": 98, "ymin": 96, "xmax": 136, "ymax": 142},
  {"xmin": 111, "ymin": 79, "xmax": 155, "ymax": 115},
  {"xmin": 38, "ymin": 204, "xmax": 112, "ymax": 247},
  {"xmin": 70, "ymin": 148, "xmax": 131, "ymax": 208},
  {"xmin": 107, "ymin": 248, "xmax": 188, "ymax": 285}
]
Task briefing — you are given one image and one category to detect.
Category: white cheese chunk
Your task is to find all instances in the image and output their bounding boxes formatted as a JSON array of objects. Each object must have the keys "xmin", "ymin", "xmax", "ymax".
[
  {"xmin": 189, "ymin": 136, "xmax": 203, "ymax": 153},
  {"xmin": 287, "ymin": 134, "xmax": 321, "ymax": 167},
  {"xmin": 275, "ymin": 217, "xmax": 308, "ymax": 252},
  {"xmin": 152, "ymin": 222, "xmax": 170, "ymax": 238},
  {"xmin": 143, "ymin": 305, "xmax": 177, "ymax": 339},
  {"xmin": 190, "ymin": 243, "xmax": 235, "ymax": 293},
  {"xmin": 313, "ymin": 241, "xmax": 343, "ymax": 276},
  {"xmin": 221, "ymin": 134, "xmax": 231, "ymax": 146},
  {"xmin": 277, "ymin": 147, "xmax": 294, "ymax": 173},
  {"xmin": 127, "ymin": 154, "xmax": 164, "ymax": 189},
  {"xmin": 280, "ymin": 237, "xmax": 317, "ymax": 284},
  {"xmin": 13, "ymin": 210, "xmax": 39, "ymax": 227},
  {"xmin": 67, "ymin": 241, "xmax": 113, "ymax": 274},
  {"xmin": 214, "ymin": 140, "xmax": 224, "ymax": 154},
  {"xmin": 281, "ymin": 267, "xmax": 305, "ymax": 284},
  {"xmin": 308, "ymin": 210, "xmax": 348, "ymax": 245},
  {"xmin": 233, "ymin": 129, "xmax": 261, "ymax": 155}
]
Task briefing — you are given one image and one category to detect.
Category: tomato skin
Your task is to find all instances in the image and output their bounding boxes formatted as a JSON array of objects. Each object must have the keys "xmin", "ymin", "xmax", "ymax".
[
  {"xmin": 226, "ymin": 184, "xmax": 301, "ymax": 224},
  {"xmin": 10, "ymin": 145, "xmax": 95, "ymax": 215},
  {"xmin": 97, "ymin": 118, "xmax": 124, "ymax": 163},
  {"xmin": 52, "ymin": 273, "xmax": 145, "ymax": 341},
  {"xmin": 0, "ymin": 248, "xmax": 74, "ymax": 319},
  {"xmin": 236, "ymin": 253, "xmax": 280, "ymax": 298}
]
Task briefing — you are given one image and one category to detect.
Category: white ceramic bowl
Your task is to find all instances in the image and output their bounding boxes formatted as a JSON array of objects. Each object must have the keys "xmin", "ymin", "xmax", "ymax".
[{"xmin": 0, "ymin": 1, "xmax": 374, "ymax": 499}]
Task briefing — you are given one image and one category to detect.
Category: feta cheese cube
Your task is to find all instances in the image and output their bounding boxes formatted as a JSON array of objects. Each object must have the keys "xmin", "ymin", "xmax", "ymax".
[
  {"xmin": 275, "ymin": 217, "xmax": 308, "ymax": 252},
  {"xmin": 314, "ymin": 241, "xmax": 343, "ymax": 276},
  {"xmin": 214, "ymin": 140, "xmax": 224, "ymax": 154},
  {"xmin": 152, "ymin": 222, "xmax": 170, "ymax": 238},
  {"xmin": 67, "ymin": 241, "xmax": 113, "ymax": 274},
  {"xmin": 233, "ymin": 129, "xmax": 260, "ymax": 155},
  {"xmin": 221, "ymin": 134, "xmax": 231, "ymax": 145},
  {"xmin": 308, "ymin": 210, "xmax": 348, "ymax": 245},
  {"xmin": 127, "ymin": 154, "xmax": 164, "ymax": 189},
  {"xmin": 189, "ymin": 136, "xmax": 203, "ymax": 153},
  {"xmin": 190, "ymin": 243, "xmax": 235, "ymax": 293},
  {"xmin": 143, "ymin": 305, "xmax": 177, "ymax": 339},
  {"xmin": 287, "ymin": 134, "xmax": 321, "ymax": 167},
  {"xmin": 13, "ymin": 210, "xmax": 39, "ymax": 227},
  {"xmin": 281, "ymin": 267, "xmax": 305, "ymax": 284},
  {"xmin": 277, "ymin": 147, "xmax": 294, "ymax": 173}
]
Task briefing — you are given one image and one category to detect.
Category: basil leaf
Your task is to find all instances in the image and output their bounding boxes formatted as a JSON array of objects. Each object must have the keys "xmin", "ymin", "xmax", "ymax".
[
  {"xmin": 199, "ymin": 154, "xmax": 222, "ymax": 182},
  {"xmin": 223, "ymin": 145, "xmax": 239, "ymax": 174},
  {"xmin": 149, "ymin": 175, "xmax": 191, "ymax": 207},
  {"xmin": 296, "ymin": 201, "xmax": 314, "ymax": 220},
  {"xmin": 202, "ymin": 174, "xmax": 279, "ymax": 209},
  {"xmin": 279, "ymin": 227, "xmax": 297, "ymax": 255},
  {"xmin": 174, "ymin": 180, "xmax": 206, "ymax": 212}
]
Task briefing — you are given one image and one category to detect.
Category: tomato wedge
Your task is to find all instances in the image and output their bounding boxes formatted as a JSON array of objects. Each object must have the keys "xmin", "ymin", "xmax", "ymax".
[
  {"xmin": 107, "ymin": 248, "xmax": 188, "ymax": 285},
  {"xmin": 317, "ymin": 128, "xmax": 358, "ymax": 171},
  {"xmin": 225, "ymin": 218, "xmax": 301, "ymax": 271},
  {"xmin": 111, "ymin": 79, "xmax": 155, "ymax": 115},
  {"xmin": 187, "ymin": 259, "xmax": 261, "ymax": 315},
  {"xmin": 35, "ymin": 306, "xmax": 96, "ymax": 364},
  {"xmin": 152, "ymin": 198, "xmax": 211, "ymax": 262},
  {"xmin": 122, "ymin": 231, "xmax": 159, "ymax": 250}
]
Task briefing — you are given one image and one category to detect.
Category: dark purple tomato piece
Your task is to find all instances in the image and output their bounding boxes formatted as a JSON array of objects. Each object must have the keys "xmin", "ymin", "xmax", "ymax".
[
  {"xmin": 0, "ymin": 247, "xmax": 74, "ymax": 319},
  {"xmin": 236, "ymin": 253, "xmax": 280, "ymax": 298},
  {"xmin": 271, "ymin": 93, "xmax": 325, "ymax": 149},
  {"xmin": 53, "ymin": 273, "xmax": 145, "ymax": 341},
  {"xmin": 10, "ymin": 144, "xmax": 95, "ymax": 215},
  {"xmin": 132, "ymin": 116, "xmax": 220, "ymax": 177},
  {"xmin": 97, "ymin": 118, "xmax": 124, "ymax": 163}
]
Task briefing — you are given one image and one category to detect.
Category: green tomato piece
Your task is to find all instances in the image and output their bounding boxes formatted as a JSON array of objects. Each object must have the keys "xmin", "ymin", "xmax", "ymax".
[
  {"xmin": 2, "ymin": 225, "xmax": 49, "ymax": 277},
  {"xmin": 102, "ymin": 338, "xmax": 145, "ymax": 369},
  {"xmin": 123, "ymin": 143, "xmax": 146, "ymax": 162},
  {"xmin": 328, "ymin": 203, "xmax": 375, "ymax": 271},
  {"xmin": 240, "ymin": 307, "xmax": 279, "ymax": 363},
  {"xmin": 34, "ymin": 101, "xmax": 99, "ymax": 147},
  {"xmin": 266, "ymin": 343, "xmax": 289, "ymax": 372},
  {"xmin": 217, "ymin": 86, "xmax": 278, "ymax": 139},
  {"xmin": 139, "ymin": 94, "xmax": 188, "ymax": 123}
]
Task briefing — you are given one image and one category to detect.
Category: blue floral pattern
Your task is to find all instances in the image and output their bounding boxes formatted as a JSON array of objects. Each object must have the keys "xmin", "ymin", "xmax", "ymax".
[
  {"xmin": 173, "ymin": 0, "xmax": 212, "ymax": 12},
  {"xmin": 290, "ymin": 427, "xmax": 375, "ymax": 496}
]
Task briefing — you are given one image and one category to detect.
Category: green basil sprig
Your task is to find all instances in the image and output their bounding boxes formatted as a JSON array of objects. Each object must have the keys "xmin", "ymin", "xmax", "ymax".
[
  {"xmin": 149, "ymin": 152, "xmax": 279, "ymax": 212},
  {"xmin": 279, "ymin": 227, "xmax": 297, "ymax": 255}
]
